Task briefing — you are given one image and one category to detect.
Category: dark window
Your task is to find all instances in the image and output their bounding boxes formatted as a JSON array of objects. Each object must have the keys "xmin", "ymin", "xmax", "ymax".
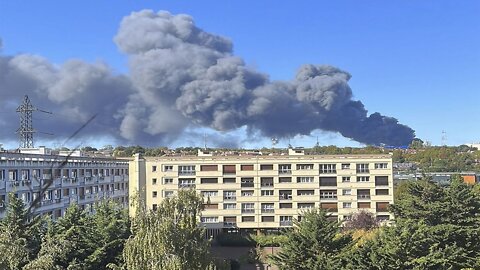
[
  {"xmin": 358, "ymin": 202, "xmax": 371, "ymax": 208},
  {"xmin": 375, "ymin": 176, "xmax": 389, "ymax": 186},
  {"xmin": 260, "ymin": 164, "xmax": 274, "ymax": 170},
  {"xmin": 204, "ymin": 203, "xmax": 218, "ymax": 209},
  {"xmin": 320, "ymin": 203, "xmax": 338, "ymax": 212},
  {"xmin": 241, "ymin": 165, "xmax": 254, "ymax": 171},
  {"xmin": 280, "ymin": 203, "xmax": 292, "ymax": 209},
  {"xmin": 242, "ymin": 216, "xmax": 255, "ymax": 222},
  {"xmin": 262, "ymin": 216, "xmax": 275, "ymax": 222},
  {"xmin": 375, "ymin": 189, "xmax": 389, "ymax": 195},
  {"xmin": 223, "ymin": 178, "xmax": 236, "ymax": 183},
  {"xmin": 376, "ymin": 202, "xmax": 389, "ymax": 211},
  {"xmin": 223, "ymin": 165, "xmax": 236, "ymax": 174},
  {"xmin": 279, "ymin": 177, "xmax": 292, "ymax": 183},
  {"xmin": 224, "ymin": 216, "xmax": 236, "ymax": 222},
  {"xmin": 200, "ymin": 178, "xmax": 218, "ymax": 184},
  {"xmin": 201, "ymin": 165, "xmax": 218, "ymax": 171},
  {"xmin": 320, "ymin": 177, "xmax": 337, "ymax": 186}
]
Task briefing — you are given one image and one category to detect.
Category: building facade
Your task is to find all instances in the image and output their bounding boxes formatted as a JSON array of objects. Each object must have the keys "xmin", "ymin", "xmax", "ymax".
[
  {"xmin": 0, "ymin": 148, "xmax": 129, "ymax": 219},
  {"xmin": 129, "ymin": 149, "xmax": 394, "ymax": 235}
]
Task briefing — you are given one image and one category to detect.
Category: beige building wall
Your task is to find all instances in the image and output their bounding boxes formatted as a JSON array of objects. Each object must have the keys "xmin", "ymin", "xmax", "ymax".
[{"xmin": 129, "ymin": 150, "xmax": 394, "ymax": 231}]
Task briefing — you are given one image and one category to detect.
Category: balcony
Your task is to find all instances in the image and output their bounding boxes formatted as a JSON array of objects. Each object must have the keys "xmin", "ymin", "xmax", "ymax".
[
  {"xmin": 280, "ymin": 220, "xmax": 293, "ymax": 226},
  {"xmin": 278, "ymin": 169, "xmax": 291, "ymax": 175},
  {"xmin": 178, "ymin": 171, "xmax": 196, "ymax": 176},
  {"xmin": 357, "ymin": 194, "xmax": 371, "ymax": 200},
  {"xmin": 319, "ymin": 170, "xmax": 337, "ymax": 174},
  {"xmin": 261, "ymin": 208, "xmax": 275, "ymax": 213},
  {"xmin": 223, "ymin": 222, "xmax": 237, "ymax": 227},
  {"xmin": 223, "ymin": 196, "xmax": 237, "ymax": 201},
  {"xmin": 241, "ymin": 182, "xmax": 254, "ymax": 188},
  {"xmin": 279, "ymin": 194, "xmax": 292, "ymax": 201},
  {"xmin": 241, "ymin": 209, "xmax": 255, "ymax": 214},
  {"xmin": 356, "ymin": 169, "xmax": 370, "ymax": 174}
]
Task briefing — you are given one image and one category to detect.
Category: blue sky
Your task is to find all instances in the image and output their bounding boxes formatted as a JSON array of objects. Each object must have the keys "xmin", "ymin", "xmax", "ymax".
[{"xmin": 1, "ymin": 1, "xmax": 479, "ymax": 148}]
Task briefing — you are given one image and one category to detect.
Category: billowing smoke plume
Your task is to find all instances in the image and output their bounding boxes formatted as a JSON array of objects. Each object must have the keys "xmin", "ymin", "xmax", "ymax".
[{"xmin": 0, "ymin": 10, "xmax": 415, "ymax": 147}]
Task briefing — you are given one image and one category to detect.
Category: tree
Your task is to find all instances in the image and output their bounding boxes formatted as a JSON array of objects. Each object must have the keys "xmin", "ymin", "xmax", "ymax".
[
  {"xmin": 342, "ymin": 177, "xmax": 480, "ymax": 269},
  {"xmin": 271, "ymin": 209, "xmax": 351, "ymax": 270},
  {"xmin": 122, "ymin": 189, "xmax": 216, "ymax": 270},
  {"xmin": 0, "ymin": 193, "xmax": 45, "ymax": 270},
  {"xmin": 343, "ymin": 210, "xmax": 379, "ymax": 231}
]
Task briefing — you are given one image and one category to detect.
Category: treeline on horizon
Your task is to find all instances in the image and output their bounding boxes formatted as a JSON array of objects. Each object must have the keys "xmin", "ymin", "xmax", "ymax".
[{"xmin": 73, "ymin": 141, "xmax": 480, "ymax": 173}]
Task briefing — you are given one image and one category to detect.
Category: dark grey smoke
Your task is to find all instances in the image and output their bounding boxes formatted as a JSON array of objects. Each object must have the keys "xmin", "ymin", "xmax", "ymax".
[{"xmin": 0, "ymin": 10, "xmax": 415, "ymax": 147}]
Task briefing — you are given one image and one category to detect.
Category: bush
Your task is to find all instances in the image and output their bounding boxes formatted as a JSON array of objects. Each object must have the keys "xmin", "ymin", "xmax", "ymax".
[{"xmin": 251, "ymin": 234, "xmax": 288, "ymax": 247}]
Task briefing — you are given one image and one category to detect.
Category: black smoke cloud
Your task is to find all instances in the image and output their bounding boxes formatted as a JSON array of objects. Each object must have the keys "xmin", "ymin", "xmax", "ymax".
[{"xmin": 0, "ymin": 10, "xmax": 415, "ymax": 147}]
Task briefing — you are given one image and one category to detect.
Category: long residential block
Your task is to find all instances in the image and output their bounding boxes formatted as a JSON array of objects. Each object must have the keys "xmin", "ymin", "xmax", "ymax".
[
  {"xmin": 129, "ymin": 149, "xmax": 394, "ymax": 235},
  {"xmin": 0, "ymin": 148, "xmax": 129, "ymax": 218}
]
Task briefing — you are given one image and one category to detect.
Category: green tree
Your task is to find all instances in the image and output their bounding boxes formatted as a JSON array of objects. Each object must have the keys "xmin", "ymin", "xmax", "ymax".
[
  {"xmin": 343, "ymin": 177, "xmax": 480, "ymax": 269},
  {"xmin": 122, "ymin": 189, "xmax": 215, "ymax": 270},
  {"xmin": 271, "ymin": 209, "xmax": 351, "ymax": 270},
  {"xmin": 0, "ymin": 193, "xmax": 45, "ymax": 270}
]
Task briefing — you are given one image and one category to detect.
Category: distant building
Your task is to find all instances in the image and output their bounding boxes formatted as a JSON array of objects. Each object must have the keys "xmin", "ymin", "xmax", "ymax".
[
  {"xmin": 129, "ymin": 148, "xmax": 394, "ymax": 236},
  {"xmin": 0, "ymin": 148, "xmax": 129, "ymax": 219}
]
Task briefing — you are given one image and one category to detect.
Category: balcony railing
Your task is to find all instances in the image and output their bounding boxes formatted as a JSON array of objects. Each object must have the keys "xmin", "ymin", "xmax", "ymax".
[
  {"xmin": 178, "ymin": 171, "xmax": 196, "ymax": 176},
  {"xmin": 319, "ymin": 170, "xmax": 337, "ymax": 174},
  {"xmin": 280, "ymin": 220, "xmax": 293, "ymax": 226},
  {"xmin": 241, "ymin": 183, "xmax": 254, "ymax": 188},
  {"xmin": 223, "ymin": 222, "xmax": 237, "ymax": 227},
  {"xmin": 357, "ymin": 194, "xmax": 371, "ymax": 200},
  {"xmin": 241, "ymin": 209, "xmax": 255, "ymax": 214},
  {"xmin": 261, "ymin": 208, "xmax": 275, "ymax": 213},
  {"xmin": 279, "ymin": 195, "xmax": 292, "ymax": 200},
  {"xmin": 278, "ymin": 170, "xmax": 291, "ymax": 175},
  {"xmin": 223, "ymin": 196, "xmax": 236, "ymax": 201},
  {"xmin": 356, "ymin": 169, "xmax": 370, "ymax": 173}
]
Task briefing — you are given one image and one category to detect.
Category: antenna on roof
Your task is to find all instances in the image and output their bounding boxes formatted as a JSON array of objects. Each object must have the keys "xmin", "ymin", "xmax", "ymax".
[
  {"xmin": 16, "ymin": 95, "xmax": 52, "ymax": 148},
  {"xmin": 203, "ymin": 133, "xmax": 207, "ymax": 150}
]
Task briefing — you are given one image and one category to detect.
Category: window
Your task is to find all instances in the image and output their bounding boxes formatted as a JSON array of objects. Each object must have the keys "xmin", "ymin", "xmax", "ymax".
[
  {"xmin": 201, "ymin": 178, "xmax": 218, "ymax": 184},
  {"xmin": 262, "ymin": 216, "xmax": 275, "ymax": 222},
  {"xmin": 261, "ymin": 190, "xmax": 274, "ymax": 196},
  {"xmin": 241, "ymin": 203, "xmax": 255, "ymax": 213},
  {"xmin": 297, "ymin": 177, "xmax": 314, "ymax": 183},
  {"xmin": 377, "ymin": 215, "xmax": 390, "ymax": 221},
  {"xmin": 341, "ymin": 163, "xmax": 350, "ymax": 170},
  {"xmin": 164, "ymin": 191, "xmax": 174, "ymax": 197},
  {"xmin": 279, "ymin": 164, "xmax": 292, "ymax": 174},
  {"xmin": 358, "ymin": 202, "xmax": 371, "ymax": 208},
  {"xmin": 375, "ymin": 189, "xmax": 389, "ymax": 195},
  {"xmin": 358, "ymin": 176, "xmax": 370, "ymax": 182},
  {"xmin": 223, "ymin": 191, "xmax": 236, "ymax": 200},
  {"xmin": 152, "ymin": 204, "xmax": 158, "ymax": 211},
  {"xmin": 298, "ymin": 203, "xmax": 314, "ymax": 209},
  {"xmin": 296, "ymin": 164, "xmax": 314, "ymax": 170},
  {"xmin": 356, "ymin": 163, "xmax": 369, "ymax": 173},
  {"xmin": 261, "ymin": 177, "xmax": 274, "ymax": 187},
  {"xmin": 280, "ymin": 203, "xmax": 292, "ymax": 209},
  {"xmin": 343, "ymin": 202, "xmax": 352, "ymax": 208},
  {"xmin": 261, "ymin": 203, "xmax": 274, "ymax": 213},
  {"xmin": 320, "ymin": 177, "xmax": 337, "ymax": 186},
  {"xmin": 241, "ymin": 164, "xmax": 254, "ymax": 171},
  {"xmin": 280, "ymin": 216, "xmax": 293, "ymax": 226},
  {"xmin": 376, "ymin": 202, "xmax": 389, "ymax": 211},
  {"xmin": 320, "ymin": 190, "xmax": 337, "ymax": 199},
  {"xmin": 279, "ymin": 177, "xmax": 292, "ymax": 183},
  {"xmin": 200, "ymin": 165, "xmax": 217, "ymax": 171},
  {"xmin": 241, "ymin": 178, "xmax": 254, "ymax": 188},
  {"xmin": 163, "ymin": 165, "xmax": 173, "ymax": 172},
  {"xmin": 178, "ymin": 179, "xmax": 195, "ymax": 188},
  {"xmin": 201, "ymin": 217, "xmax": 219, "ymax": 223},
  {"xmin": 279, "ymin": 190, "xmax": 292, "ymax": 200},
  {"xmin": 342, "ymin": 189, "xmax": 352, "ymax": 195},
  {"xmin": 321, "ymin": 203, "xmax": 338, "ymax": 212},
  {"xmin": 223, "ymin": 165, "xmax": 236, "ymax": 174},
  {"xmin": 152, "ymin": 166, "xmax": 157, "ymax": 172},
  {"xmin": 260, "ymin": 164, "xmax": 274, "ymax": 170},
  {"xmin": 204, "ymin": 203, "xmax": 218, "ymax": 209},
  {"xmin": 201, "ymin": 191, "xmax": 218, "ymax": 197},
  {"xmin": 163, "ymin": 178, "xmax": 173, "ymax": 184},
  {"xmin": 242, "ymin": 216, "xmax": 255, "ymax": 222},
  {"xmin": 320, "ymin": 164, "xmax": 336, "ymax": 174},
  {"xmin": 241, "ymin": 190, "xmax": 254, "ymax": 197},
  {"xmin": 178, "ymin": 165, "xmax": 195, "ymax": 175},
  {"xmin": 152, "ymin": 191, "xmax": 157, "ymax": 198},
  {"xmin": 297, "ymin": 190, "xmax": 315, "ymax": 196},
  {"xmin": 375, "ymin": 176, "xmax": 389, "ymax": 186},
  {"xmin": 375, "ymin": 163, "xmax": 388, "ymax": 169},
  {"xmin": 152, "ymin": 178, "xmax": 157, "ymax": 185},
  {"xmin": 223, "ymin": 203, "xmax": 236, "ymax": 209},
  {"xmin": 357, "ymin": 189, "xmax": 370, "ymax": 199},
  {"xmin": 223, "ymin": 178, "xmax": 236, "ymax": 183},
  {"xmin": 342, "ymin": 176, "xmax": 351, "ymax": 183}
]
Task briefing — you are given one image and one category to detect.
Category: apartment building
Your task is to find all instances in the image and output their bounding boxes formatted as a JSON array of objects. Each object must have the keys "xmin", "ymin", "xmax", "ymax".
[
  {"xmin": 0, "ymin": 147, "xmax": 129, "ymax": 219},
  {"xmin": 130, "ymin": 148, "xmax": 394, "ymax": 235}
]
